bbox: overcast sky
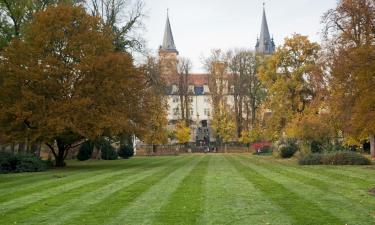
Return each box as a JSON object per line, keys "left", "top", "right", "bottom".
{"left": 141, "top": 0, "right": 337, "bottom": 72}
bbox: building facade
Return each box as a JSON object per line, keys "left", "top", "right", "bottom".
{"left": 159, "top": 7, "right": 275, "bottom": 145}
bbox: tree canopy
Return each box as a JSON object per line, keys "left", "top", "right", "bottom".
{"left": 0, "top": 4, "right": 153, "bottom": 166}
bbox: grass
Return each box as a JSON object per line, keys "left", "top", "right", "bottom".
{"left": 0, "top": 154, "right": 374, "bottom": 225}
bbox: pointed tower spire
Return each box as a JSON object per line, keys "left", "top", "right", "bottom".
{"left": 161, "top": 10, "right": 178, "bottom": 53}
{"left": 256, "top": 3, "right": 275, "bottom": 55}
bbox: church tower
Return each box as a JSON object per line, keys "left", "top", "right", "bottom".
{"left": 159, "top": 11, "right": 178, "bottom": 79}
{"left": 255, "top": 4, "right": 275, "bottom": 55}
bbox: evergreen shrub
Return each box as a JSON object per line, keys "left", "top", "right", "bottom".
{"left": 118, "top": 145, "right": 134, "bottom": 159}
{"left": 0, "top": 152, "right": 50, "bottom": 173}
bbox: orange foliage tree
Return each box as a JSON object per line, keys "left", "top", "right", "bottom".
{"left": 259, "top": 34, "right": 322, "bottom": 141}
{"left": 0, "top": 5, "right": 154, "bottom": 166}
{"left": 323, "top": 0, "right": 375, "bottom": 156}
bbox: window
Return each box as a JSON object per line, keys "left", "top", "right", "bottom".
{"left": 173, "top": 97, "right": 179, "bottom": 103}
{"left": 189, "top": 97, "right": 194, "bottom": 103}
{"left": 173, "top": 107, "right": 180, "bottom": 116}
{"left": 190, "top": 108, "right": 194, "bottom": 116}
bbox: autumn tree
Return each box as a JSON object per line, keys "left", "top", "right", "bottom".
{"left": 142, "top": 100, "right": 168, "bottom": 153}
{"left": 0, "top": 0, "right": 81, "bottom": 38}
{"left": 211, "top": 102, "right": 236, "bottom": 152}
{"left": 0, "top": 5, "right": 151, "bottom": 166}
{"left": 323, "top": 0, "right": 375, "bottom": 156}
{"left": 204, "top": 49, "right": 231, "bottom": 146}
{"left": 177, "top": 57, "right": 192, "bottom": 123}
{"left": 205, "top": 50, "right": 227, "bottom": 113}
{"left": 86, "top": 0, "right": 145, "bottom": 52}
{"left": 259, "top": 34, "right": 321, "bottom": 140}
{"left": 227, "top": 49, "right": 265, "bottom": 137}
{"left": 175, "top": 120, "right": 191, "bottom": 145}
{"left": 141, "top": 56, "right": 169, "bottom": 153}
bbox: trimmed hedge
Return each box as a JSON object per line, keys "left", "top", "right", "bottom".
{"left": 118, "top": 145, "right": 134, "bottom": 159}
{"left": 299, "top": 152, "right": 371, "bottom": 165}
{"left": 0, "top": 152, "right": 51, "bottom": 173}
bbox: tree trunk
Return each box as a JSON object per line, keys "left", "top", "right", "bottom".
{"left": 55, "top": 139, "right": 69, "bottom": 167}
{"left": 152, "top": 145, "right": 157, "bottom": 154}
{"left": 55, "top": 149, "right": 66, "bottom": 167}
{"left": 370, "top": 134, "right": 375, "bottom": 158}
{"left": 234, "top": 94, "right": 240, "bottom": 137}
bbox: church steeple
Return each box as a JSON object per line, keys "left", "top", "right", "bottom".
{"left": 161, "top": 10, "right": 178, "bottom": 53}
{"left": 159, "top": 10, "right": 178, "bottom": 79}
{"left": 255, "top": 3, "right": 275, "bottom": 55}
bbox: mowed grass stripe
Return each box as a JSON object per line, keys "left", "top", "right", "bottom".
{"left": 0, "top": 156, "right": 171, "bottom": 203}
{"left": 254, "top": 157, "right": 375, "bottom": 187}
{"left": 246, "top": 156, "right": 375, "bottom": 209}
{"left": 0, "top": 157, "right": 180, "bottom": 225}
{"left": 154, "top": 155, "right": 209, "bottom": 225}
{"left": 227, "top": 155, "right": 343, "bottom": 225}
{"left": 0, "top": 169, "right": 116, "bottom": 202}
{"left": 251, "top": 156, "right": 375, "bottom": 184}
{"left": 107, "top": 156, "right": 204, "bottom": 225}
{"left": 201, "top": 155, "right": 292, "bottom": 225}
{"left": 62, "top": 156, "right": 195, "bottom": 225}
{"left": 0, "top": 157, "right": 167, "bottom": 197}
{"left": 238, "top": 155, "right": 375, "bottom": 224}
{"left": 0, "top": 156, "right": 171, "bottom": 188}
{"left": 0, "top": 157, "right": 174, "bottom": 215}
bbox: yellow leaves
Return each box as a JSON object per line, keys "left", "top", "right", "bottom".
{"left": 174, "top": 121, "right": 191, "bottom": 144}
{"left": 211, "top": 103, "right": 236, "bottom": 143}
{"left": 142, "top": 97, "right": 169, "bottom": 146}
{"left": 239, "top": 128, "right": 265, "bottom": 144}
{"left": 260, "top": 34, "right": 322, "bottom": 139}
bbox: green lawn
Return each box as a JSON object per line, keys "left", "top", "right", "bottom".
{"left": 0, "top": 154, "right": 375, "bottom": 225}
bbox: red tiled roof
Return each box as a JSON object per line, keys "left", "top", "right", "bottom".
{"left": 164, "top": 74, "right": 209, "bottom": 86}
{"left": 188, "top": 74, "right": 209, "bottom": 86}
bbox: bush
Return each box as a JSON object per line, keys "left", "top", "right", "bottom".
{"left": 100, "top": 142, "right": 118, "bottom": 160}
{"left": 298, "top": 153, "right": 323, "bottom": 165}
{"left": 0, "top": 152, "right": 50, "bottom": 173}
{"left": 322, "top": 151, "right": 371, "bottom": 165}
{"left": 299, "top": 152, "right": 371, "bottom": 165}
{"left": 280, "top": 146, "right": 298, "bottom": 158}
{"left": 279, "top": 140, "right": 299, "bottom": 158}
{"left": 77, "top": 141, "right": 94, "bottom": 161}
{"left": 310, "top": 140, "right": 323, "bottom": 153}
{"left": 118, "top": 145, "right": 134, "bottom": 159}
{"left": 253, "top": 146, "right": 272, "bottom": 155}
{"left": 324, "top": 143, "right": 349, "bottom": 152}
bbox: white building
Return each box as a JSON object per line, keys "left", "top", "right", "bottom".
{"left": 158, "top": 6, "right": 275, "bottom": 145}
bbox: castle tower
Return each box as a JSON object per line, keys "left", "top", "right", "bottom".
{"left": 159, "top": 11, "right": 178, "bottom": 79}
{"left": 255, "top": 4, "right": 275, "bottom": 55}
